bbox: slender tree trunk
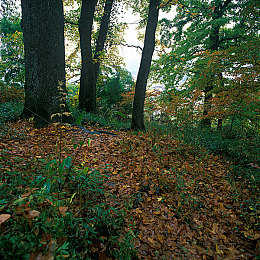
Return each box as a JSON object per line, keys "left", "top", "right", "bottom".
{"left": 131, "top": 0, "right": 161, "bottom": 130}
{"left": 217, "top": 72, "right": 224, "bottom": 130}
{"left": 201, "top": 0, "right": 231, "bottom": 127}
{"left": 21, "top": 0, "right": 73, "bottom": 128}
{"left": 201, "top": 83, "right": 214, "bottom": 127}
{"left": 79, "top": 0, "right": 98, "bottom": 112}
{"left": 94, "top": 0, "right": 114, "bottom": 82}
{"left": 201, "top": 25, "right": 220, "bottom": 128}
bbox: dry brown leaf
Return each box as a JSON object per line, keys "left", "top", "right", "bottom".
{"left": 58, "top": 207, "right": 68, "bottom": 216}
{"left": 0, "top": 214, "right": 11, "bottom": 224}
{"left": 28, "top": 210, "right": 40, "bottom": 218}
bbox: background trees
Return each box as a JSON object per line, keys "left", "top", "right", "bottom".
{"left": 150, "top": 0, "right": 259, "bottom": 130}
{"left": 0, "top": 0, "right": 24, "bottom": 85}
{"left": 0, "top": 0, "right": 258, "bottom": 133}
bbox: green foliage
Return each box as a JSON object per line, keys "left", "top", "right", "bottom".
{"left": 97, "top": 70, "right": 135, "bottom": 112}
{"left": 172, "top": 122, "right": 259, "bottom": 165}
{"left": 0, "top": 81, "right": 24, "bottom": 124}
{"left": 70, "top": 107, "right": 130, "bottom": 130}
{"left": 67, "top": 70, "right": 133, "bottom": 130}
{"left": 67, "top": 83, "right": 79, "bottom": 108}
{"left": 0, "top": 81, "right": 24, "bottom": 103}
{"left": 0, "top": 15, "right": 24, "bottom": 85}
{"left": 0, "top": 157, "right": 136, "bottom": 259}
{"left": 0, "top": 101, "right": 23, "bottom": 124}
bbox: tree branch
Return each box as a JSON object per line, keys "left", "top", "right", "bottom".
{"left": 118, "top": 43, "right": 143, "bottom": 51}
{"left": 219, "top": 35, "right": 243, "bottom": 44}
{"left": 64, "top": 18, "right": 79, "bottom": 26}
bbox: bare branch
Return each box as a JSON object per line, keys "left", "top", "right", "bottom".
{"left": 64, "top": 18, "right": 79, "bottom": 26}
{"left": 118, "top": 43, "right": 143, "bottom": 51}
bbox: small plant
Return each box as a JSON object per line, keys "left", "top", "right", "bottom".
{"left": 0, "top": 158, "right": 136, "bottom": 259}
{"left": 0, "top": 82, "right": 24, "bottom": 125}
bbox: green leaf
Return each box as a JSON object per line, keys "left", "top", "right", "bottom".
{"left": 76, "top": 112, "right": 84, "bottom": 125}
{"left": 42, "top": 179, "right": 51, "bottom": 194}
{"left": 112, "top": 110, "right": 127, "bottom": 118}
{"left": 64, "top": 156, "right": 72, "bottom": 168}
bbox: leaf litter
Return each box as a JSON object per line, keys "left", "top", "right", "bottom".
{"left": 0, "top": 120, "right": 259, "bottom": 259}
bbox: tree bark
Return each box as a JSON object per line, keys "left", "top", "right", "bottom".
{"left": 79, "top": 0, "right": 98, "bottom": 112}
{"left": 21, "top": 0, "right": 73, "bottom": 128}
{"left": 94, "top": 0, "right": 114, "bottom": 82}
{"left": 201, "top": 0, "right": 232, "bottom": 127}
{"left": 131, "top": 0, "right": 161, "bottom": 130}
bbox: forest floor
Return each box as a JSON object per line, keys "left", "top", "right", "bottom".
{"left": 0, "top": 120, "right": 259, "bottom": 259}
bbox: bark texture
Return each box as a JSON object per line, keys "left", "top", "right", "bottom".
{"left": 94, "top": 0, "right": 114, "bottom": 82}
{"left": 21, "top": 0, "right": 73, "bottom": 128}
{"left": 79, "top": 0, "right": 98, "bottom": 112}
{"left": 131, "top": 0, "right": 160, "bottom": 130}
{"left": 201, "top": 0, "right": 232, "bottom": 127}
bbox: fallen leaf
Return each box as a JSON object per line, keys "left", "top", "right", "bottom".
{"left": 242, "top": 230, "right": 260, "bottom": 240}
{"left": 0, "top": 214, "right": 11, "bottom": 224}
{"left": 21, "top": 192, "right": 31, "bottom": 198}
{"left": 28, "top": 210, "right": 40, "bottom": 218}
{"left": 59, "top": 207, "right": 68, "bottom": 216}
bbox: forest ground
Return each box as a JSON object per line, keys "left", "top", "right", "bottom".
{"left": 0, "top": 120, "right": 259, "bottom": 259}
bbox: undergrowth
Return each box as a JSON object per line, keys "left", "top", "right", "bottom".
{"left": 0, "top": 156, "right": 136, "bottom": 259}
{"left": 0, "top": 82, "right": 24, "bottom": 126}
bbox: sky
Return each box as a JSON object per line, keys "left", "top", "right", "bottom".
{"left": 118, "top": 11, "right": 143, "bottom": 78}
{"left": 119, "top": 6, "right": 176, "bottom": 79}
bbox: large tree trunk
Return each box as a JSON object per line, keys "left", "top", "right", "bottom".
{"left": 131, "top": 0, "right": 160, "bottom": 130}
{"left": 79, "top": 0, "right": 98, "bottom": 112}
{"left": 21, "top": 0, "right": 73, "bottom": 128}
{"left": 94, "top": 0, "right": 114, "bottom": 83}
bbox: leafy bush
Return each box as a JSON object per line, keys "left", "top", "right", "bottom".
{"left": 0, "top": 101, "right": 23, "bottom": 124}
{"left": 0, "top": 81, "right": 24, "bottom": 125}
{"left": 0, "top": 157, "right": 136, "bottom": 259}
{"left": 0, "top": 82, "right": 24, "bottom": 103}
{"left": 67, "top": 83, "right": 79, "bottom": 108}
{"left": 0, "top": 16, "right": 25, "bottom": 85}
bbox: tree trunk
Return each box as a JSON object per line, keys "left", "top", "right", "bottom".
{"left": 131, "top": 0, "right": 161, "bottom": 130}
{"left": 21, "top": 0, "right": 73, "bottom": 128}
{"left": 201, "top": 0, "right": 231, "bottom": 127}
{"left": 79, "top": 0, "right": 98, "bottom": 112}
{"left": 201, "top": 25, "right": 220, "bottom": 128}
{"left": 201, "top": 83, "right": 213, "bottom": 127}
{"left": 94, "top": 0, "right": 114, "bottom": 82}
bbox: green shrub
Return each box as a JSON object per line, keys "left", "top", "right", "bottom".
{"left": 0, "top": 101, "right": 23, "bottom": 123}
{"left": 0, "top": 82, "right": 24, "bottom": 103}
{"left": 66, "top": 83, "right": 79, "bottom": 108}
{"left": 0, "top": 157, "right": 136, "bottom": 259}
{"left": 0, "top": 82, "right": 24, "bottom": 124}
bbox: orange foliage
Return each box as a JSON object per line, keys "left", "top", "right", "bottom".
{"left": 194, "top": 39, "right": 259, "bottom": 122}
{"left": 0, "top": 84, "right": 24, "bottom": 103}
